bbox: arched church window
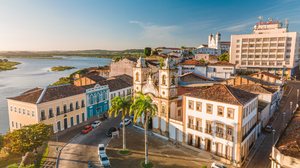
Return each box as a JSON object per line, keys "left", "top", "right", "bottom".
{"left": 135, "top": 72, "right": 139, "bottom": 82}
{"left": 171, "top": 75, "right": 175, "bottom": 85}
{"left": 162, "top": 75, "right": 166, "bottom": 85}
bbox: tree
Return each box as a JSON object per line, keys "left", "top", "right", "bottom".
{"left": 4, "top": 123, "right": 53, "bottom": 155}
{"left": 218, "top": 52, "right": 230, "bottom": 62}
{"left": 144, "top": 47, "right": 152, "bottom": 57}
{"left": 108, "top": 96, "right": 132, "bottom": 150}
{"left": 130, "top": 93, "right": 157, "bottom": 165}
{"left": 159, "top": 58, "right": 165, "bottom": 68}
{"left": 0, "top": 134, "right": 3, "bottom": 150}
{"left": 199, "top": 58, "right": 206, "bottom": 64}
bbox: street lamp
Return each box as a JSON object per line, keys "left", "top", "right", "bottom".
{"left": 272, "top": 129, "right": 276, "bottom": 146}
{"left": 282, "top": 112, "right": 286, "bottom": 128}
{"left": 297, "top": 89, "right": 299, "bottom": 106}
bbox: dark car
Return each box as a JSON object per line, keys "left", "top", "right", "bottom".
{"left": 106, "top": 127, "right": 117, "bottom": 137}
{"left": 81, "top": 125, "right": 93, "bottom": 134}
{"left": 264, "top": 125, "right": 273, "bottom": 133}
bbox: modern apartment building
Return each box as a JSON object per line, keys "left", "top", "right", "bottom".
{"left": 183, "top": 84, "right": 259, "bottom": 166}
{"left": 7, "top": 85, "right": 87, "bottom": 132}
{"left": 230, "top": 19, "right": 300, "bottom": 78}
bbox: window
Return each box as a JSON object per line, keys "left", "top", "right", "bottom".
{"left": 16, "top": 122, "right": 18, "bottom": 129}
{"left": 177, "top": 109, "right": 181, "bottom": 117}
{"left": 217, "top": 106, "right": 224, "bottom": 116}
{"left": 23, "top": 109, "right": 25, "bottom": 114}
{"left": 135, "top": 72, "right": 139, "bottom": 82}
{"left": 49, "top": 108, "right": 54, "bottom": 118}
{"left": 162, "top": 75, "right": 167, "bottom": 85}
{"left": 14, "top": 107, "right": 17, "bottom": 112}
{"left": 32, "top": 111, "right": 35, "bottom": 117}
{"left": 76, "top": 101, "right": 79, "bottom": 109}
{"left": 70, "top": 103, "right": 74, "bottom": 111}
{"left": 70, "top": 117, "right": 74, "bottom": 127}
{"left": 56, "top": 106, "right": 60, "bottom": 116}
{"left": 161, "top": 105, "right": 166, "bottom": 116}
{"left": 81, "top": 100, "right": 85, "bottom": 108}
{"left": 63, "top": 105, "right": 67, "bottom": 113}
{"left": 41, "top": 110, "right": 46, "bottom": 120}
{"left": 76, "top": 115, "right": 80, "bottom": 124}
{"left": 82, "top": 113, "right": 85, "bottom": 122}
{"left": 27, "top": 110, "right": 30, "bottom": 116}
{"left": 12, "top": 121, "right": 14, "bottom": 127}
{"left": 18, "top": 108, "right": 21, "bottom": 113}
{"left": 227, "top": 108, "right": 235, "bottom": 119}
{"left": 196, "top": 102, "right": 202, "bottom": 112}
{"left": 188, "top": 100, "right": 194, "bottom": 110}
{"left": 10, "top": 106, "right": 13, "bottom": 112}
{"left": 206, "top": 104, "right": 213, "bottom": 114}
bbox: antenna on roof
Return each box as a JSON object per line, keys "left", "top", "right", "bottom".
{"left": 258, "top": 16, "right": 263, "bottom": 22}
{"left": 285, "top": 18, "right": 289, "bottom": 30}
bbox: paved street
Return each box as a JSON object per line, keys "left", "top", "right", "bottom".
{"left": 58, "top": 117, "right": 121, "bottom": 168}
{"left": 245, "top": 81, "right": 300, "bottom": 168}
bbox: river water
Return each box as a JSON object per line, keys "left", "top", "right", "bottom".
{"left": 0, "top": 56, "right": 111, "bottom": 134}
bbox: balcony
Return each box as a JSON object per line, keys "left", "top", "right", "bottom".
{"left": 188, "top": 123, "right": 194, "bottom": 129}
{"left": 205, "top": 128, "right": 213, "bottom": 135}
{"left": 195, "top": 126, "right": 202, "bottom": 132}
{"left": 226, "top": 135, "right": 233, "bottom": 141}
{"left": 216, "top": 132, "right": 224, "bottom": 138}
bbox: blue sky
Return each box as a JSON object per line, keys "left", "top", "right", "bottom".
{"left": 0, "top": 0, "right": 299, "bottom": 51}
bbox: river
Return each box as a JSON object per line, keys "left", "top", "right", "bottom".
{"left": 0, "top": 56, "right": 111, "bottom": 134}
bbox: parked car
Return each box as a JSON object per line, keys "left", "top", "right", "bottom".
{"left": 91, "top": 120, "right": 102, "bottom": 128}
{"left": 81, "top": 125, "right": 93, "bottom": 134}
{"left": 98, "top": 144, "right": 106, "bottom": 155}
{"left": 265, "top": 125, "right": 273, "bottom": 133}
{"left": 119, "top": 118, "right": 132, "bottom": 127}
{"left": 99, "top": 153, "right": 110, "bottom": 167}
{"left": 106, "top": 127, "right": 117, "bottom": 137}
{"left": 211, "top": 162, "right": 226, "bottom": 168}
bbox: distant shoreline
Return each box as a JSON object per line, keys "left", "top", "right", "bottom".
{"left": 51, "top": 66, "right": 76, "bottom": 72}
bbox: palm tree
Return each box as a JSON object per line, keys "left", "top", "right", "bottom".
{"left": 130, "top": 92, "right": 157, "bottom": 165}
{"left": 109, "top": 96, "right": 132, "bottom": 150}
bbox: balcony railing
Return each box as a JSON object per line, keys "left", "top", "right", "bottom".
{"left": 205, "top": 128, "right": 213, "bottom": 135}
{"left": 216, "top": 132, "right": 224, "bottom": 138}
{"left": 226, "top": 135, "right": 233, "bottom": 141}
{"left": 195, "top": 126, "right": 202, "bottom": 132}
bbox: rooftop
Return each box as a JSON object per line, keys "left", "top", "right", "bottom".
{"left": 208, "top": 61, "right": 235, "bottom": 66}
{"left": 180, "top": 59, "right": 206, "bottom": 66}
{"left": 8, "top": 84, "right": 86, "bottom": 104}
{"left": 235, "top": 84, "right": 277, "bottom": 94}
{"left": 185, "top": 84, "right": 257, "bottom": 106}
{"left": 251, "top": 71, "right": 282, "bottom": 80}
{"left": 276, "top": 110, "right": 300, "bottom": 158}
{"left": 180, "top": 72, "right": 212, "bottom": 83}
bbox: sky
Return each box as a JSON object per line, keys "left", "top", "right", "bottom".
{"left": 0, "top": 0, "right": 300, "bottom": 51}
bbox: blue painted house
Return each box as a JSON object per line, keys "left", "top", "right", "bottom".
{"left": 85, "top": 84, "right": 109, "bottom": 119}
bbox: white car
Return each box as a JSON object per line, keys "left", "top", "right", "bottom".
{"left": 119, "top": 118, "right": 132, "bottom": 127}
{"left": 99, "top": 153, "right": 110, "bottom": 167}
{"left": 91, "top": 120, "right": 101, "bottom": 128}
{"left": 98, "top": 144, "right": 106, "bottom": 155}
{"left": 211, "top": 162, "right": 226, "bottom": 168}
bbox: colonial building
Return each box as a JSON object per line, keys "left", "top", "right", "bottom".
{"left": 270, "top": 110, "right": 300, "bottom": 168}
{"left": 178, "top": 60, "right": 235, "bottom": 80}
{"left": 183, "top": 84, "right": 259, "bottom": 166}
{"left": 7, "top": 85, "right": 87, "bottom": 132}
{"left": 83, "top": 84, "right": 109, "bottom": 119}
{"left": 229, "top": 18, "right": 300, "bottom": 78}
{"left": 74, "top": 73, "right": 106, "bottom": 86}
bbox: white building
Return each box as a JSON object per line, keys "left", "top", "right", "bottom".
{"left": 230, "top": 18, "right": 300, "bottom": 78}
{"left": 178, "top": 60, "right": 235, "bottom": 80}
{"left": 183, "top": 84, "right": 259, "bottom": 166}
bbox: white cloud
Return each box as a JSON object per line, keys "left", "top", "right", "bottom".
{"left": 129, "top": 20, "right": 179, "bottom": 41}
{"left": 220, "top": 22, "right": 253, "bottom": 32}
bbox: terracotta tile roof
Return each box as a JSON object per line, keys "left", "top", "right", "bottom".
{"left": 181, "top": 59, "right": 206, "bottom": 66}
{"left": 8, "top": 88, "right": 43, "bottom": 104}
{"left": 234, "top": 84, "right": 277, "bottom": 94}
{"left": 85, "top": 74, "right": 106, "bottom": 82}
{"left": 186, "top": 84, "right": 257, "bottom": 105}
{"left": 8, "top": 84, "right": 86, "bottom": 104}
{"left": 254, "top": 72, "right": 281, "bottom": 80}
{"left": 240, "top": 75, "right": 279, "bottom": 86}
{"left": 276, "top": 111, "right": 300, "bottom": 158}
{"left": 208, "top": 61, "right": 235, "bottom": 66}
{"left": 180, "top": 72, "right": 212, "bottom": 82}
{"left": 178, "top": 86, "right": 206, "bottom": 96}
